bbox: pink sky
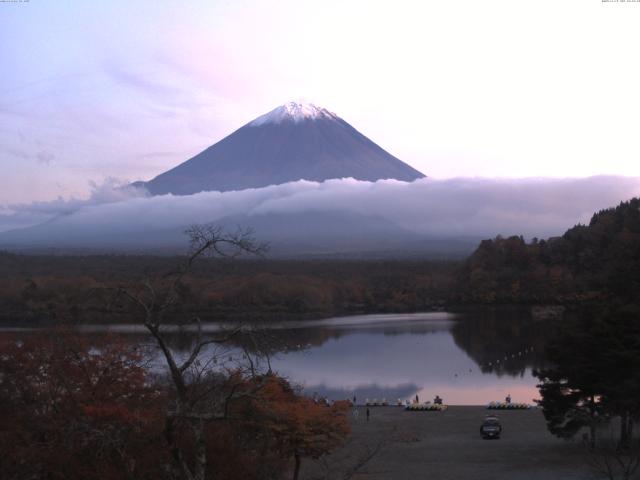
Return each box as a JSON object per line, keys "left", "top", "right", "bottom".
{"left": 1, "top": 0, "right": 640, "bottom": 204}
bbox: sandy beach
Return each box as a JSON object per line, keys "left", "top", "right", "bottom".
{"left": 301, "top": 406, "right": 592, "bottom": 480}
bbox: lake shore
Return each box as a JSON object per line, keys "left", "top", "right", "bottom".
{"left": 301, "top": 406, "right": 590, "bottom": 480}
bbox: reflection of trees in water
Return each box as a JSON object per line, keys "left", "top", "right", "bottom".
{"left": 451, "top": 307, "right": 557, "bottom": 377}
{"left": 73, "top": 311, "right": 555, "bottom": 379}
{"left": 91, "top": 327, "right": 338, "bottom": 362}
{"left": 230, "top": 322, "right": 452, "bottom": 356}
{"left": 235, "top": 327, "right": 340, "bottom": 356}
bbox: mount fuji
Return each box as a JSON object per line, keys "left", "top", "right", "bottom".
{"left": 137, "top": 101, "right": 425, "bottom": 195}
{"left": 1, "top": 103, "right": 477, "bottom": 257}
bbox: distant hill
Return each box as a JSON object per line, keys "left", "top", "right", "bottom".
{"left": 0, "top": 207, "right": 477, "bottom": 259}
{"left": 456, "top": 197, "right": 640, "bottom": 304}
{"left": 136, "top": 101, "right": 425, "bottom": 195}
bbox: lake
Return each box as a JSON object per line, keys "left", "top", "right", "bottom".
{"left": 71, "top": 309, "right": 552, "bottom": 406}
{"left": 256, "top": 311, "right": 547, "bottom": 405}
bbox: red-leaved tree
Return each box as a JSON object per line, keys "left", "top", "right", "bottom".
{"left": 233, "top": 374, "right": 350, "bottom": 480}
{"left": 0, "top": 329, "right": 166, "bottom": 480}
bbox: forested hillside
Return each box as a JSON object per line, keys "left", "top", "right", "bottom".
{"left": 457, "top": 198, "right": 640, "bottom": 305}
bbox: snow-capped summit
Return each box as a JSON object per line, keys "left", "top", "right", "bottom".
{"left": 249, "top": 101, "right": 337, "bottom": 126}
{"left": 137, "top": 102, "right": 425, "bottom": 195}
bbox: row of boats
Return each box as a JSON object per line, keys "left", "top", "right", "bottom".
{"left": 361, "top": 399, "right": 532, "bottom": 410}
{"left": 486, "top": 401, "right": 532, "bottom": 410}
{"left": 405, "top": 403, "right": 449, "bottom": 411}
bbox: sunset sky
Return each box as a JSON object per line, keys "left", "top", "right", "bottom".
{"left": 1, "top": 0, "right": 640, "bottom": 203}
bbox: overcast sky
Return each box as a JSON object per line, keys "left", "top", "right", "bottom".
{"left": 1, "top": 0, "right": 640, "bottom": 204}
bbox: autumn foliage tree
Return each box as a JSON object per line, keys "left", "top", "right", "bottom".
{"left": 0, "top": 329, "right": 166, "bottom": 480}
{"left": 0, "top": 334, "right": 351, "bottom": 480}
{"left": 234, "top": 375, "right": 350, "bottom": 480}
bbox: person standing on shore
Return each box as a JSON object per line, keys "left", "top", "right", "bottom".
{"left": 415, "top": 394, "right": 419, "bottom": 404}
{"left": 366, "top": 407, "right": 370, "bottom": 421}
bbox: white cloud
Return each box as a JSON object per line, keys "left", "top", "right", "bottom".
{"left": 0, "top": 177, "right": 148, "bottom": 233}
{"left": 1, "top": 176, "right": 638, "bottom": 253}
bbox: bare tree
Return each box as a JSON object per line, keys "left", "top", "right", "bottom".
{"left": 111, "top": 225, "right": 268, "bottom": 480}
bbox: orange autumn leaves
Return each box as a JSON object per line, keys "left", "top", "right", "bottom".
{"left": 0, "top": 331, "right": 350, "bottom": 480}
{"left": 240, "top": 375, "right": 350, "bottom": 459}
{"left": 0, "top": 330, "right": 165, "bottom": 479}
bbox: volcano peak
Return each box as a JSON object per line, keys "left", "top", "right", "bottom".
{"left": 140, "top": 102, "right": 425, "bottom": 195}
{"left": 248, "top": 101, "right": 337, "bottom": 126}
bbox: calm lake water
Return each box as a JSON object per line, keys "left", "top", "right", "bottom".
{"left": 66, "top": 310, "right": 552, "bottom": 406}
{"left": 254, "top": 312, "right": 547, "bottom": 406}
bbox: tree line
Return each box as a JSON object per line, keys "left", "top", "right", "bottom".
{"left": 456, "top": 198, "right": 640, "bottom": 306}
{"left": 0, "top": 253, "right": 457, "bottom": 326}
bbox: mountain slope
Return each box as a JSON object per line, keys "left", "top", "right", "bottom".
{"left": 139, "top": 102, "right": 425, "bottom": 195}
{"left": 0, "top": 208, "right": 475, "bottom": 258}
